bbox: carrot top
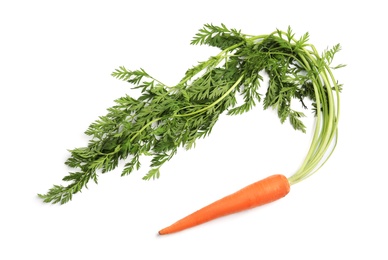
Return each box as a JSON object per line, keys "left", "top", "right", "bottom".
{"left": 39, "top": 24, "right": 342, "bottom": 204}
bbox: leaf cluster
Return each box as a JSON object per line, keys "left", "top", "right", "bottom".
{"left": 39, "top": 24, "right": 343, "bottom": 204}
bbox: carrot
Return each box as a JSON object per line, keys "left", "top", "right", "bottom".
{"left": 38, "top": 25, "right": 341, "bottom": 236}
{"left": 158, "top": 174, "right": 290, "bottom": 235}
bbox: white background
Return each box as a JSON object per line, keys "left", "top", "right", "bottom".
{"left": 1, "top": 0, "right": 387, "bottom": 259}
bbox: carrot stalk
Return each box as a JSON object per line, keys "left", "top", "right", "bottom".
{"left": 158, "top": 174, "right": 290, "bottom": 235}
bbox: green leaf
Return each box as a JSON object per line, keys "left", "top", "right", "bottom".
{"left": 332, "top": 64, "right": 346, "bottom": 69}
{"left": 142, "top": 168, "right": 160, "bottom": 181}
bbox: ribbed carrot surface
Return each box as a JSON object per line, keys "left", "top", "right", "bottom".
{"left": 159, "top": 174, "right": 290, "bottom": 235}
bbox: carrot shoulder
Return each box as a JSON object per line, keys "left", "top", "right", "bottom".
{"left": 158, "top": 174, "right": 290, "bottom": 235}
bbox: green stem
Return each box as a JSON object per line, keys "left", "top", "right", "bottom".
{"left": 287, "top": 42, "right": 339, "bottom": 185}
{"left": 129, "top": 117, "right": 161, "bottom": 142}
{"left": 288, "top": 52, "right": 323, "bottom": 184}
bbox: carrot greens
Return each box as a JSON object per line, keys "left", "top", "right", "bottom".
{"left": 39, "top": 24, "right": 342, "bottom": 204}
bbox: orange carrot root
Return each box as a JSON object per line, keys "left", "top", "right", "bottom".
{"left": 158, "top": 174, "right": 290, "bottom": 235}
